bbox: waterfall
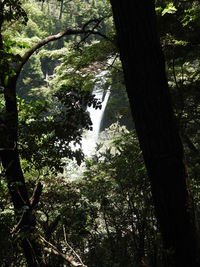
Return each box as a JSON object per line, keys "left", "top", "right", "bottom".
{"left": 82, "top": 72, "right": 110, "bottom": 156}
{"left": 88, "top": 87, "right": 110, "bottom": 140}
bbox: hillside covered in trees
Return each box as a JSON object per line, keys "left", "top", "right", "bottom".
{"left": 0, "top": 0, "right": 200, "bottom": 266}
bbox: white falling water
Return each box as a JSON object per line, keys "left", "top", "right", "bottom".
{"left": 82, "top": 73, "right": 111, "bottom": 156}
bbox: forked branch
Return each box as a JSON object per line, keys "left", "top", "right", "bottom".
{"left": 40, "top": 235, "right": 86, "bottom": 267}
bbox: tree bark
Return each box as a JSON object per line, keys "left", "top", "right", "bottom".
{"left": 59, "top": 0, "right": 64, "bottom": 20}
{"left": 110, "top": 1, "right": 200, "bottom": 266}
{"left": 1, "top": 76, "right": 45, "bottom": 266}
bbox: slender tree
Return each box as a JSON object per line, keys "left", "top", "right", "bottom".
{"left": 59, "top": 0, "right": 64, "bottom": 19}
{"left": 0, "top": 3, "right": 105, "bottom": 263}
{"left": 110, "top": 1, "right": 200, "bottom": 266}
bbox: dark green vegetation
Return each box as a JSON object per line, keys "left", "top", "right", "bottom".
{"left": 0, "top": 0, "right": 200, "bottom": 266}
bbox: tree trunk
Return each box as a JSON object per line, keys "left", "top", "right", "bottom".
{"left": 59, "top": 0, "right": 64, "bottom": 20}
{"left": 41, "top": 0, "right": 44, "bottom": 11}
{"left": 47, "top": 0, "right": 50, "bottom": 15}
{"left": 110, "top": 1, "right": 200, "bottom": 266}
{"left": 1, "top": 77, "right": 44, "bottom": 266}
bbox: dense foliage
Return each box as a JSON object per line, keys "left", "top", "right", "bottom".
{"left": 0, "top": 0, "right": 200, "bottom": 266}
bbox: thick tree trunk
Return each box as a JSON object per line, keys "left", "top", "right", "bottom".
{"left": 110, "top": 1, "right": 200, "bottom": 266}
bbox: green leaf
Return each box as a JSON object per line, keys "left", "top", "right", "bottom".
{"left": 155, "top": 7, "right": 162, "bottom": 15}
{"left": 4, "top": 75, "right": 9, "bottom": 86}
{"left": 162, "top": 3, "right": 177, "bottom": 16}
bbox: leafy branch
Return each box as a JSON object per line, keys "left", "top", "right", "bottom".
{"left": 15, "top": 18, "right": 110, "bottom": 79}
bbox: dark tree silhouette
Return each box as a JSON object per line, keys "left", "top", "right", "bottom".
{"left": 110, "top": 1, "right": 200, "bottom": 266}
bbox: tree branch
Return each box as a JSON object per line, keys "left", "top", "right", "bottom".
{"left": 15, "top": 28, "right": 84, "bottom": 78}
{"left": 15, "top": 18, "right": 109, "bottom": 79}
{"left": 40, "top": 235, "right": 86, "bottom": 267}
{"left": 63, "top": 225, "right": 85, "bottom": 266}
{"left": 30, "top": 182, "right": 43, "bottom": 209}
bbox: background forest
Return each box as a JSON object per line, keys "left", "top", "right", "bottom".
{"left": 0, "top": 0, "right": 200, "bottom": 266}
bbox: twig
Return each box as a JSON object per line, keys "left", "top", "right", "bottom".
{"left": 30, "top": 182, "right": 43, "bottom": 209}
{"left": 40, "top": 235, "right": 86, "bottom": 267}
{"left": 62, "top": 225, "right": 85, "bottom": 266}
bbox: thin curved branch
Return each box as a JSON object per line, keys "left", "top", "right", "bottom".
{"left": 63, "top": 225, "right": 85, "bottom": 266}
{"left": 15, "top": 18, "right": 110, "bottom": 79}
{"left": 40, "top": 235, "right": 86, "bottom": 267}
{"left": 15, "top": 27, "right": 85, "bottom": 78}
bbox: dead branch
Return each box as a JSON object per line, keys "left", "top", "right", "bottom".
{"left": 63, "top": 225, "right": 85, "bottom": 266}
{"left": 40, "top": 235, "right": 86, "bottom": 267}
